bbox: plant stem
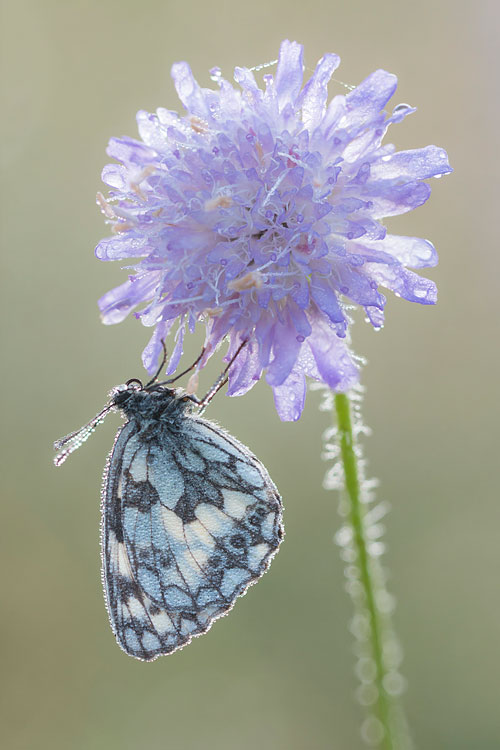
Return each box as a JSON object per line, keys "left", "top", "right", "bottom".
{"left": 333, "top": 392, "right": 408, "bottom": 750}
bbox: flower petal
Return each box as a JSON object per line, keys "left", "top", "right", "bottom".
{"left": 166, "top": 319, "right": 186, "bottom": 374}
{"left": 365, "top": 263, "right": 437, "bottom": 304}
{"left": 359, "top": 179, "right": 431, "bottom": 218}
{"left": 310, "top": 278, "right": 345, "bottom": 325}
{"left": 171, "top": 62, "right": 209, "bottom": 118}
{"left": 142, "top": 320, "right": 175, "bottom": 374}
{"left": 227, "top": 339, "right": 262, "bottom": 396}
{"left": 274, "top": 39, "right": 304, "bottom": 110}
{"left": 358, "top": 234, "right": 438, "bottom": 268}
{"left": 370, "top": 145, "right": 452, "bottom": 180}
{"left": 299, "top": 53, "right": 340, "bottom": 130}
{"left": 307, "top": 314, "right": 359, "bottom": 390}
{"left": 344, "top": 70, "right": 398, "bottom": 131}
{"left": 272, "top": 367, "right": 306, "bottom": 421}
{"left": 95, "top": 235, "right": 149, "bottom": 261}
{"left": 98, "top": 274, "right": 160, "bottom": 324}
{"left": 266, "top": 312, "right": 302, "bottom": 387}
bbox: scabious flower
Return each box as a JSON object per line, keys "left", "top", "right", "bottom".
{"left": 96, "top": 40, "right": 451, "bottom": 420}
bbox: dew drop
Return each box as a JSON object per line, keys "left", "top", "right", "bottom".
{"left": 393, "top": 102, "right": 411, "bottom": 113}
{"left": 383, "top": 671, "right": 406, "bottom": 697}
{"left": 356, "top": 683, "right": 378, "bottom": 707}
{"left": 220, "top": 259, "right": 227, "bottom": 266}
{"left": 296, "top": 334, "right": 305, "bottom": 342}
{"left": 186, "top": 282, "right": 194, "bottom": 290}
{"left": 270, "top": 253, "right": 277, "bottom": 261}
{"left": 333, "top": 137, "right": 341, "bottom": 146}
{"left": 212, "top": 146, "right": 220, "bottom": 155}
{"left": 361, "top": 715, "right": 385, "bottom": 746}
{"left": 356, "top": 657, "right": 377, "bottom": 684}
{"left": 340, "top": 285, "right": 349, "bottom": 294}
{"left": 347, "top": 232, "right": 354, "bottom": 240}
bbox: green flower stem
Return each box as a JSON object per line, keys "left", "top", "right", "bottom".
{"left": 334, "top": 392, "right": 401, "bottom": 750}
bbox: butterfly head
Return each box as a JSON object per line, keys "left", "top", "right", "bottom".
{"left": 111, "top": 381, "right": 188, "bottom": 421}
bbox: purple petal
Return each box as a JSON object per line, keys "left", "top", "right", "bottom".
{"left": 357, "top": 180, "right": 431, "bottom": 218}
{"left": 95, "top": 235, "right": 149, "bottom": 261}
{"left": 166, "top": 320, "right": 186, "bottom": 374}
{"left": 365, "top": 264, "right": 437, "bottom": 304}
{"left": 266, "top": 313, "right": 301, "bottom": 387}
{"left": 272, "top": 367, "right": 306, "bottom": 421}
{"left": 370, "top": 145, "right": 452, "bottom": 180}
{"left": 287, "top": 299, "right": 312, "bottom": 338}
{"left": 335, "top": 264, "right": 385, "bottom": 307}
{"left": 101, "top": 163, "right": 127, "bottom": 190}
{"left": 99, "top": 274, "right": 160, "bottom": 324}
{"left": 345, "top": 70, "right": 398, "bottom": 130}
{"left": 359, "top": 234, "right": 438, "bottom": 268}
{"left": 299, "top": 53, "right": 340, "bottom": 130}
{"left": 310, "top": 278, "right": 345, "bottom": 324}
{"left": 227, "top": 339, "right": 262, "bottom": 396}
{"left": 106, "top": 136, "right": 157, "bottom": 165}
{"left": 233, "top": 67, "right": 262, "bottom": 102}
{"left": 171, "top": 62, "right": 209, "bottom": 118}
{"left": 365, "top": 305, "right": 385, "bottom": 328}
{"left": 142, "top": 320, "right": 175, "bottom": 374}
{"left": 275, "top": 40, "right": 304, "bottom": 110}
{"left": 307, "top": 315, "right": 359, "bottom": 390}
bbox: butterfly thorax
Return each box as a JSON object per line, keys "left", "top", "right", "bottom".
{"left": 112, "top": 386, "right": 192, "bottom": 426}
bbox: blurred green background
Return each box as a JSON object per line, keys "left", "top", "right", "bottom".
{"left": 2, "top": 0, "right": 499, "bottom": 748}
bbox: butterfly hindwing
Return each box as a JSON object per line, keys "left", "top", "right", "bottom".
{"left": 102, "top": 412, "right": 282, "bottom": 661}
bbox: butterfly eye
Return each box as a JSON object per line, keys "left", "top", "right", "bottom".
{"left": 126, "top": 378, "right": 143, "bottom": 389}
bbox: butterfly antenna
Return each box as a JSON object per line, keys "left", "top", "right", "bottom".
{"left": 54, "top": 402, "right": 114, "bottom": 467}
{"left": 194, "top": 339, "right": 248, "bottom": 412}
{"left": 151, "top": 347, "right": 206, "bottom": 389}
{"left": 144, "top": 339, "right": 169, "bottom": 387}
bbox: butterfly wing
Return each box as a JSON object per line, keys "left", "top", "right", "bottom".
{"left": 102, "top": 415, "right": 282, "bottom": 661}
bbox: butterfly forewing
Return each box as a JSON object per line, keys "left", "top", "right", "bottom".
{"left": 102, "top": 404, "right": 283, "bottom": 661}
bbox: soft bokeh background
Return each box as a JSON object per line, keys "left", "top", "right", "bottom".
{"left": 2, "top": 1, "right": 499, "bottom": 748}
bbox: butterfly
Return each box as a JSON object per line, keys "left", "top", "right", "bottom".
{"left": 54, "top": 345, "right": 283, "bottom": 661}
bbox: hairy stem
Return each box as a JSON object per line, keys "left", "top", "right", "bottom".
{"left": 331, "top": 391, "right": 412, "bottom": 750}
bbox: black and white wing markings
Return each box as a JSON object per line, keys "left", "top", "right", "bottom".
{"left": 102, "top": 415, "right": 283, "bottom": 661}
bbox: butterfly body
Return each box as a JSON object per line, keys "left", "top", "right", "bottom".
{"left": 100, "top": 384, "right": 283, "bottom": 661}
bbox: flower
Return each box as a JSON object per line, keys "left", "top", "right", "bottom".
{"left": 96, "top": 40, "right": 451, "bottom": 421}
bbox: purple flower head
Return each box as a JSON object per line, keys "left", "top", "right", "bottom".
{"left": 96, "top": 40, "right": 451, "bottom": 420}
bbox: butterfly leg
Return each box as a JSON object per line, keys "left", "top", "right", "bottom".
{"left": 148, "top": 345, "right": 206, "bottom": 389}
{"left": 187, "top": 340, "right": 247, "bottom": 412}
